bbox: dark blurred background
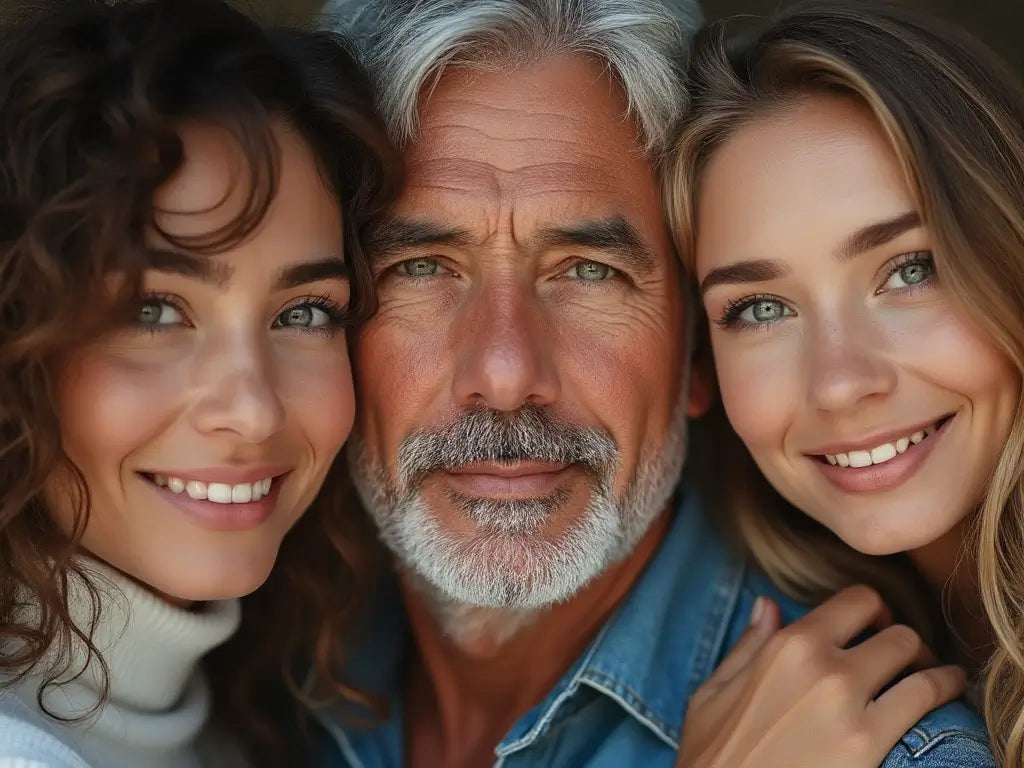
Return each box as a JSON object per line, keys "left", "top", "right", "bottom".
{"left": 279, "top": 0, "right": 1023, "bottom": 74}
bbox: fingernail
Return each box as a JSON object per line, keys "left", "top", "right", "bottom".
{"left": 749, "top": 596, "right": 765, "bottom": 627}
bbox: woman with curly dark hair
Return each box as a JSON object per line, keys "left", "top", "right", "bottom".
{"left": 0, "top": 0, "right": 400, "bottom": 766}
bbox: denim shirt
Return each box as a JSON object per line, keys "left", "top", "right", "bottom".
{"left": 313, "top": 487, "right": 993, "bottom": 767}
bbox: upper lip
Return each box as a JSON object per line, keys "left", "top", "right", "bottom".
{"left": 804, "top": 414, "right": 953, "bottom": 456}
{"left": 446, "top": 461, "right": 570, "bottom": 477}
{"left": 139, "top": 465, "right": 293, "bottom": 484}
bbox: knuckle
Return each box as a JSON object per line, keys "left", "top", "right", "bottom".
{"left": 767, "top": 629, "right": 823, "bottom": 669}
{"left": 841, "top": 584, "right": 883, "bottom": 612}
{"left": 885, "top": 624, "right": 923, "bottom": 656}
{"left": 815, "top": 669, "right": 860, "bottom": 701}
{"left": 905, "top": 671, "right": 945, "bottom": 705}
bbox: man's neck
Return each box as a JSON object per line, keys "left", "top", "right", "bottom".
{"left": 400, "top": 510, "right": 672, "bottom": 768}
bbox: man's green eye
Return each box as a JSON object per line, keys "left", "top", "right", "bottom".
{"left": 399, "top": 258, "right": 440, "bottom": 277}
{"left": 572, "top": 261, "right": 615, "bottom": 281}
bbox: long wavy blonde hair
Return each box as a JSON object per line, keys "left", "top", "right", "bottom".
{"left": 665, "top": 1, "right": 1024, "bottom": 762}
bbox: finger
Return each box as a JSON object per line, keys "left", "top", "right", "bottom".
{"left": 844, "top": 623, "right": 938, "bottom": 698}
{"left": 703, "top": 597, "right": 783, "bottom": 688}
{"left": 792, "top": 585, "right": 892, "bottom": 647}
{"left": 866, "top": 665, "right": 967, "bottom": 747}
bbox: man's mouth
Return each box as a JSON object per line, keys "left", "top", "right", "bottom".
{"left": 442, "top": 461, "right": 575, "bottom": 499}
{"left": 816, "top": 415, "right": 954, "bottom": 468}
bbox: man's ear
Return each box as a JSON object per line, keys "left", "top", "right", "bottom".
{"left": 686, "top": 351, "right": 715, "bottom": 418}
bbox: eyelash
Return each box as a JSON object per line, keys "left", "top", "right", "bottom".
{"left": 714, "top": 251, "right": 937, "bottom": 332}
{"left": 132, "top": 293, "right": 351, "bottom": 337}
{"left": 716, "top": 293, "right": 788, "bottom": 331}
{"left": 880, "top": 251, "right": 936, "bottom": 295}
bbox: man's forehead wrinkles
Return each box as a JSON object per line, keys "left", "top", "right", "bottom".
{"left": 408, "top": 159, "right": 626, "bottom": 196}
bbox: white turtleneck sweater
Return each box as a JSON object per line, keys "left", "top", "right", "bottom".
{"left": 0, "top": 561, "right": 245, "bottom": 768}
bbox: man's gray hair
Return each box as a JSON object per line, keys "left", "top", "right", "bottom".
{"left": 319, "top": 0, "right": 703, "bottom": 154}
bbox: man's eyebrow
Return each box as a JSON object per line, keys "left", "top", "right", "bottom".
{"left": 145, "top": 248, "right": 234, "bottom": 287}
{"left": 366, "top": 218, "right": 473, "bottom": 262}
{"left": 533, "top": 216, "right": 655, "bottom": 275}
{"left": 838, "top": 211, "right": 922, "bottom": 261}
{"left": 275, "top": 257, "right": 348, "bottom": 290}
{"left": 700, "top": 260, "right": 791, "bottom": 296}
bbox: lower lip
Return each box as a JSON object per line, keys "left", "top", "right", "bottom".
{"left": 443, "top": 465, "right": 575, "bottom": 499}
{"left": 143, "top": 476, "right": 284, "bottom": 532}
{"left": 812, "top": 418, "right": 952, "bottom": 494}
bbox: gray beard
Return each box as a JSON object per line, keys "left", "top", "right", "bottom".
{"left": 347, "top": 394, "right": 689, "bottom": 645}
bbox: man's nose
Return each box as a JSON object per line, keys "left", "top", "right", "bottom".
{"left": 188, "top": 336, "right": 287, "bottom": 444}
{"left": 451, "top": 283, "right": 561, "bottom": 412}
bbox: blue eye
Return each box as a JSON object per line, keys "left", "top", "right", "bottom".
{"left": 717, "top": 294, "right": 794, "bottom": 330}
{"left": 739, "top": 299, "right": 789, "bottom": 324}
{"left": 882, "top": 253, "right": 935, "bottom": 291}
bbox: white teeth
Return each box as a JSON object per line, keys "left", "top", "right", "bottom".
{"left": 186, "top": 481, "right": 208, "bottom": 500}
{"left": 848, "top": 450, "right": 873, "bottom": 468}
{"left": 157, "top": 475, "right": 273, "bottom": 504}
{"left": 207, "top": 483, "right": 232, "bottom": 504}
{"left": 870, "top": 443, "right": 898, "bottom": 464}
{"left": 824, "top": 422, "right": 943, "bottom": 469}
{"left": 231, "top": 484, "right": 252, "bottom": 504}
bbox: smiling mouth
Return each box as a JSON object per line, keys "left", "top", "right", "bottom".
{"left": 141, "top": 473, "right": 279, "bottom": 504}
{"left": 816, "top": 415, "right": 954, "bottom": 468}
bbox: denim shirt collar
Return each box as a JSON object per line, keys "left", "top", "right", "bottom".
{"left": 320, "top": 485, "right": 747, "bottom": 762}
{"left": 495, "top": 487, "right": 745, "bottom": 754}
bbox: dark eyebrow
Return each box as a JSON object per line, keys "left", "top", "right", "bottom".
{"left": 274, "top": 257, "right": 348, "bottom": 290}
{"left": 838, "top": 211, "right": 922, "bottom": 260}
{"left": 533, "top": 215, "right": 655, "bottom": 275}
{"left": 145, "top": 248, "right": 234, "bottom": 287}
{"left": 700, "top": 259, "right": 790, "bottom": 296}
{"left": 366, "top": 218, "right": 473, "bottom": 264}
{"left": 146, "top": 249, "right": 347, "bottom": 290}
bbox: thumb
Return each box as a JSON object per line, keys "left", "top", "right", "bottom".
{"left": 703, "top": 596, "right": 782, "bottom": 689}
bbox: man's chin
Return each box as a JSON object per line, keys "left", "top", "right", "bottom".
{"left": 381, "top": 492, "right": 626, "bottom": 613}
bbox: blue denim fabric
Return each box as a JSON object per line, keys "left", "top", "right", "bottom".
{"left": 313, "top": 487, "right": 994, "bottom": 767}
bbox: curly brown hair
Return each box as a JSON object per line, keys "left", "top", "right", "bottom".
{"left": 0, "top": 0, "right": 399, "bottom": 763}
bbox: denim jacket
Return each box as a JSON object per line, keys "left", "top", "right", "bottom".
{"left": 313, "top": 487, "right": 994, "bottom": 767}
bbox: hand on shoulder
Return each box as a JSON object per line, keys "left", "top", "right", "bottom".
{"left": 675, "top": 586, "right": 980, "bottom": 768}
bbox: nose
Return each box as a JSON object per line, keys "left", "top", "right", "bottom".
{"left": 451, "top": 282, "right": 561, "bottom": 412}
{"left": 189, "top": 336, "right": 287, "bottom": 444}
{"left": 806, "top": 316, "right": 897, "bottom": 414}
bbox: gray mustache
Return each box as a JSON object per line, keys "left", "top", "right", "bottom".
{"left": 396, "top": 405, "right": 619, "bottom": 490}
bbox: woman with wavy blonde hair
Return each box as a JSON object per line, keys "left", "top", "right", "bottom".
{"left": 0, "top": 0, "right": 399, "bottom": 766}
{"left": 665, "top": 1, "right": 1024, "bottom": 765}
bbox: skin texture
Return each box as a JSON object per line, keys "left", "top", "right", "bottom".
{"left": 674, "top": 94, "right": 999, "bottom": 768}
{"left": 49, "top": 121, "right": 356, "bottom": 604}
{"left": 696, "top": 95, "right": 1017, "bottom": 562}
{"left": 349, "top": 55, "right": 709, "bottom": 768}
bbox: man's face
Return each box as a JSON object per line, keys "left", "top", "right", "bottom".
{"left": 349, "top": 56, "right": 706, "bottom": 612}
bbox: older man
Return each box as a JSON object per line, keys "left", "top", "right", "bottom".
{"left": 307, "top": 1, "right": 890, "bottom": 766}
{"left": 306, "top": 0, "right": 782, "bottom": 765}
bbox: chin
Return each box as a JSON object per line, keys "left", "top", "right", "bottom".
{"left": 144, "top": 553, "right": 278, "bottom": 604}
